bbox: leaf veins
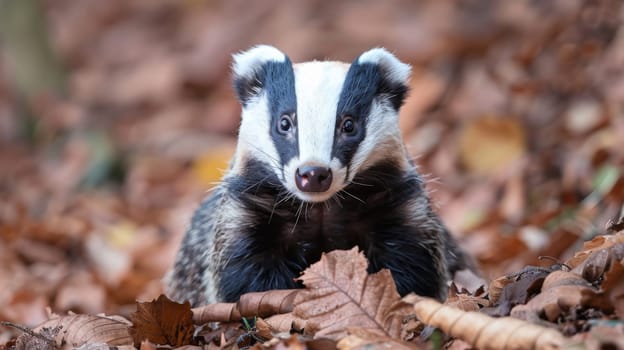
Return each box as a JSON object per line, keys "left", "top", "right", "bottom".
{"left": 293, "top": 247, "right": 413, "bottom": 340}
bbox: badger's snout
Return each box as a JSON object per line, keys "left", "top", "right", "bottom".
{"left": 295, "top": 166, "right": 332, "bottom": 192}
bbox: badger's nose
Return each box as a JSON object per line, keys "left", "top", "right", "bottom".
{"left": 295, "top": 166, "right": 332, "bottom": 192}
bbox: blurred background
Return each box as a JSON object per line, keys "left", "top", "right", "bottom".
{"left": 0, "top": 0, "right": 623, "bottom": 337}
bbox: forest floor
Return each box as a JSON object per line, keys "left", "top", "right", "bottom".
{"left": 0, "top": 0, "right": 623, "bottom": 349}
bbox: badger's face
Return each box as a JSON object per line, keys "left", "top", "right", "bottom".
{"left": 232, "top": 46, "right": 410, "bottom": 203}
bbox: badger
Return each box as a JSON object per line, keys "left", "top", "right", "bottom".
{"left": 167, "top": 45, "right": 474, "bottom": 306}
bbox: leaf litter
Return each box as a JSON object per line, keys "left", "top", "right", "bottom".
{"left": 1, "top": 0, "right": 624, "bottom": 349}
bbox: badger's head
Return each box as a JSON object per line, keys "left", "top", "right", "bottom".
{"left": 230, "top": 45, "right": 411, "bottom": 203}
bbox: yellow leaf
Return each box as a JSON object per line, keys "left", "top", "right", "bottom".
{"left": 192, "top": 147, "right": 234, "bottom": 187}
{"left": 458, "top": 116, "right": 526, "bottom": 175}
{"left": 107, "top": 221, "right": 136, "bottom": 249}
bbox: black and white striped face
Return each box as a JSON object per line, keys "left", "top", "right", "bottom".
{"left": 232, "top": 45, "right": 411, "bottom": 203}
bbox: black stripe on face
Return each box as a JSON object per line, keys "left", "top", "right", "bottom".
{"left": 266, "top": 60, "right": 298, "bottom": 169}
{"left": 234, "top": 59, "right": 298, "bottom": 171}
{"left": 333, "top": 61, "right": 408, "bottom": 168}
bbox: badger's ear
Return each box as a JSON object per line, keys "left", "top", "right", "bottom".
{"left": 232, "top": 45, "right": 290, "bottom": 105}
{"left": 353, "top": 48, "right": 411, "bottom": 110}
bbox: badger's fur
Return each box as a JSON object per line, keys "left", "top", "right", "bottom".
{"left": 167, "top": 46, "right": 474, "bottom": 306}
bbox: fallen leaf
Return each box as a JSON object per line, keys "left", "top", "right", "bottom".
{"left": 406, "top": 295, "right": 566, "bottom": 350}
{"left": 570, "top": 324, "right": 624, "bottom": 350}
{"left": 192, "top": 289, "right": 299, "bottom": 324}
{"left": 196, "top": 321, "right": 244, "bottom": 348}
{"left": 31, "top": 314, "right": 132, "bottom": 348}
{"left": 257, "top": 334, "right": 336, "bottom": 350}
{"left": 510, "top": 271, "right": 612, "bottom": 323}
{"left": 0, "top": 322, "right": 58, "bottom": 350}
{"left": 601, "top": 257, "right": 624, "bottom": 318}
{"left": 484, "top": 265, "right": 554, "bottom": 317}
{"left": 487, "top": 275, "right": 515, "bottom": 305}
{"left": 571, "top": 242, "right": 624, "bottom": 284}
{"left": 129, "top": 294, "right": 195, "bottom": 347}
{"left": 293, "top": 248, "right": 413, "bottom": 340}
{"left": 458, "top": 116, "right": 526, "bottom": 175}
{"left": 446, "top": 292, "right": 490, "bottom": 312}
{"left": 566, "top": 232, "right": 624, "bottom": 269}
{"left": 263, "top": 313, "right": 307, "bottom": 336}
{"left": 337, "top": 327, "right": 418, "bottom": 350}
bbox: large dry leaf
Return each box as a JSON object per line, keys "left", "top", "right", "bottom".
{"left": 32, "top": 314, "right": 132, "bottom": 347}
{"left": 293, "top": 248, "right": 413, "bottom": 340}
{"left": 129, "top": 294, "right": 195, "bottom": 347}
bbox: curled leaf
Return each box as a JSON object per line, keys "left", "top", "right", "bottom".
{"left": 407, "top": 295, "right": 565, "bottom": 350}
{"left": 191, "top": 289, "right": 299, "bottom": 324}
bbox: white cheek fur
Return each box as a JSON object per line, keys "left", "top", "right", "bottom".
{"left": 348, "top": 101, "right": 409, "bottom": 181}
{"left": 232, "top": 95, "right": 283, "bottom": 176}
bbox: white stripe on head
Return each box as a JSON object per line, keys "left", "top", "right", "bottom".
{"left": 293, "top": 61, "right": 350, "bottom": 165}
{"left": 278, "top": 61, "right": 350, "bottom": 202}
{"left": 234, "top": 97, "right": 281, "bottom": 175}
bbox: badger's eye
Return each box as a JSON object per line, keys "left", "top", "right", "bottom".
{"left": 278, "top": 114, "right": 293, "bottom": 133}
{"left": 341, "top": 117, "right": 356, "bottom": 135}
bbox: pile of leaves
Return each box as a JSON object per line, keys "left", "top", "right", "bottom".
{"left": 2, "top": 230, "right": 623, "bottom": 349}
{"left": 1, "top": 0, "right": 624, "bottom": 349}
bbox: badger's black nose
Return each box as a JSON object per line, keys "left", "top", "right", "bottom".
{"left": 295, "top": 166, "right": 332, "bottom": 192}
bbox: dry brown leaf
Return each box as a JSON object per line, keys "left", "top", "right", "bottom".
{"left": 293, "top": 248, "right": 413, "bottom": 340}
{"left": 575, "top": 248, "right": 611, "bottom": 283}
{"left": 28, "top": 314, "right": 133, "bottom": 348}
{"left": 487, "top": 275, "right": 515, "bottom": 305}
{"left": 251, "top": 334, "right": 337, "bottom": 350}
{"left": 192, "top": 289, "right": 299, "bottom": 324}
{"left": 602, "top": 257, "right": 624, "bottom": 318}
{"left": 1, "top": 322, "right": 59, "bottom": 350}
{"left": 192, "top": 302, "right": 241, "bottom": 324}
{"left": 337, "top": 327, "right": 419, "bottom": 350}
{"left": 571, "top": 242, "right": 624, "bottom": 283}
{"left": 406, "top": 295, "right": 566, "bottom": 350}
{"left": 238, "top": 290, "right": 299, "bottom": 319}
{"left": 129, "top": 294, "right": 195, "bottom": 347}
{"left": 510, "top": 270, "right": 612, "bottom": 322}
{"left": 446, "top": 293, "right": 490, "bottom": 312}
{"left": 196, "top": 321, "right": 245, "bottom": 348}
{"left": 484, "top": 265, "right": 553, "bottom": 317}
{"left": 566, "top": 232, "right": 624, "bottom": 269}
{"left": 263, "top": 313, "right": 307, "bottom": 335}
{"left": 446, "top": 339, "right": 474, "bottom": 350}
{"left": 569, "top": 324, "right": 624, "bottom": 350}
